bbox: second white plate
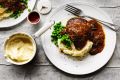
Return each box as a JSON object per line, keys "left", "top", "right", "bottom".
{"left": 0, "top": 0, "right": 36, "bottom": 28}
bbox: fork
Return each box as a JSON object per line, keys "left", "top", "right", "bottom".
{"left": 65, "top": 4, "right": 120, "bottom": 32}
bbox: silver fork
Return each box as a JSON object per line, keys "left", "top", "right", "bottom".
{"left": 65, "top": 4, "right": 120, "bottom": 32}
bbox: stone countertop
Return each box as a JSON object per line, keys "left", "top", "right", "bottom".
{"left": 0, "top": 0, "right": 120, "bottom": 80}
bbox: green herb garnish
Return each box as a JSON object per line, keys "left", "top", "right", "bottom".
{"left": 28, "top": 9, "right": 31, "bottom": 12}
{"left": 60, "top": 34, "right": 72, "bottom": 48}
{"left": 10, "top": 10, "right": 23, "bottom": 19}
{"left": 51, "top": 22, "right": 72, "bottom": 48}
{"left": 20, "top": 0, "right": 29, "bottom": 5}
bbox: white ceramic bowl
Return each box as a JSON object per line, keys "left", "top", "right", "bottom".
{"left": 4, "top": 33, "right": 37, "bottom": 65}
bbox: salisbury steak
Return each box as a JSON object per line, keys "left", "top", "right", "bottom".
{"left": 61, "top": 17, "right": 92, "bottom": 49}
{"left": 61, "top": 17, "right": 105, "bottom": 55}
{"left": 0, "top": 0, "right": 26, "bottom": 12}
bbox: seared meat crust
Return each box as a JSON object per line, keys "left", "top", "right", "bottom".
{"left": 61, "top": 17, "right": 105, "bottom": 55}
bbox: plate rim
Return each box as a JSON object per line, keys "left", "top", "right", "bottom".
{"left": 41, "top": 1, "right": 116, "bottom": 75}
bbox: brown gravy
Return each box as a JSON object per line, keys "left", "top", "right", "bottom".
{"left": 61, "top": 17, "right": 105, "bottom": 55}
{"left": 88, "top": 20, "right": 105, "bottom": 55}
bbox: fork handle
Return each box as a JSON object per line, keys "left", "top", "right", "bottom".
{"left": 81, "top": 15, "right": 120, "bottom": 32}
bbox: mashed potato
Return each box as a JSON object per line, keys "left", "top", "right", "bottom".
{"left": 0, "top": 7, "right": 7, "bottom": 14}
{"left": 58, "top": 39, "right": 93, "bottom": 57}
{"left": 0, "top": 7, "right": 13, "bottom": 20}
{"left": 4, "top": 34, "right": 35, "bottom": 62}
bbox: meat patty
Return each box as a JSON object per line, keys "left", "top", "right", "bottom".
{"left": 61, "top": 17, "right": 91, "bottom": 40}
{"left": 0, "top": 0, "right": 26, "bottom": 12}
{"left": 61, "top": 17, "right": 105, "bottom": 55}
{"left": 0, "top": 0, "right": 5, "bottom": 3}
{"left": 61, "top": 17, "right": 91, "bottom": 49}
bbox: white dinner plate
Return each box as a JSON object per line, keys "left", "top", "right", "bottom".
{"left": 0, "top": 0, "right": 36, "bottom": 28}
{"left": 41, "top": 2, "right": 116, "bottom": 75}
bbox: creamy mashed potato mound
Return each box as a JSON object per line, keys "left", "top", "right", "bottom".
{"left": 4, "top": 34, "right": 35, "bottom": 62}
{"left": 58, "top": 39, "right": 93, "bottom": 57}
{"left": 0, "top": 7, "right": 13, "bottom": 20}
{"left": 0, "top": 7, "right": 7, "bottom": 14}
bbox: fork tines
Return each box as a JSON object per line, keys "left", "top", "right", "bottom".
{"left": 65, "top": 4, "right": 81, "bottom": 16}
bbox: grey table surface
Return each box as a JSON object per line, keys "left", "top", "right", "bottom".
{"left": 0, "top": 0, "right": 120, "bottom": 80}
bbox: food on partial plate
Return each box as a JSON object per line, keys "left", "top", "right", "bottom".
{"left": 0, "top": 0, "right": 28, "bottom": 20}
{"left": 51, "top": 17, "right": 105, "bottom": 59}
{"left": 4, "top": 34, "right": 36, "bottom": 62}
